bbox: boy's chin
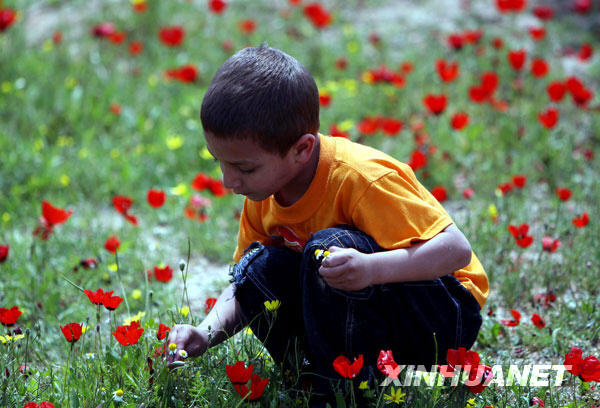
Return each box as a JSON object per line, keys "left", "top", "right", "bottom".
{"left": 242, "top": 192, "right": 271, "bottom": 202}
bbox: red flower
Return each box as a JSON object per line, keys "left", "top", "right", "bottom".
{"left": 531, "top": 58, "right": 549, "bottom": 78}
{"left": 542, "top": 236, "right": 561, "bottom": 253}
{"left": 159, "top": 26, "right": 185, "bottom": 47}
{"left": 377, "top": 350, "right": 399, "bottom": 377}
{"left": 0, "top": 8, "right": 17, "bottom": 32}
{"left": 451, "top": 112, "right": 469, "bottom": 130}
{"left": 423, "top": 94, "right": 447, "bottom": 115}
{"left": 104, "top": 236, "right": 121, "bottom": 254}
{"left": 565, "top": 346, "right": 583, "bottom": 376}
{"left": 531, "top": 313, "right": 546, "bottom": 329}
{"left": 23, "top": 403, "right": 54, "bottom": 408}
{"left": 319, "top": 92, "right": 331, "bottom": 107}
{"left": 462, "top": 29, "right": 482, "bottom": 44}
{"left": 303, "top": 2, "right": 332, "bottom": 28}
{"left": 113, "top": 321, "right": 144, "bottom": 346}
{"left": 496, "top": 0, "right": 527, "bottom": 13}
{"left": 78, "top": 258, "right": 98, "bottom": 269}
{"left": 501, "top": 309, "right": 521, "bottom": 326}
{"left": 109, "top": 31, "right": 126, "bottom": 44}
{"left": 463, "top": 188, "right": 475, "bottom": 199}
{"left": 329, "top": 124, "right": 350, "bottom": 139}
{"left": 103, "top": 292, "right": 123, "bottom": 311}
{"left": 564, "top": 346, "right": 600, "bottom": 382}
{"left": 431, "top": 186, "right": 448, "bottom": 202}
{"left": 84, "top": 288, "right": 107, "bottom": 305}
{"left": 226, "top": 360, "right": 254, "bottom": 384}
{"left": 238, "top": 19, "right": 256, "bottom": 35}
{"left": 574, "top": 0, "right": 592, "bottom": 14}
{"left": 528, "top": 27, "right": 545, "bottom": 41}
{"left": 555, "top": 187, "right": 572, "bottom": 201}
{"left": 191, "top": 173, "right": 211, "bottom": 191}
{"left": 446, "top": 347, "right": 481, "bottom": 371}
{"left": 129, "top": 41, "right": 143, "bottom": 55}
{"left": 247, "top": 373, "right": 269, "bottom": 400}
{"left": 0, "top": 306, "right": 22, "bottom": 326}
{"left": 533, "top": 5, "right": 554, "bottom": 20}
{"left": 110, "top": 103, "right": 122, "bottom": 115}
{"left": 91, "top": 22, "right": 116, "bottom": 38}
{"left": 35, "top": 201, "right": 73, "bottom": 240}
{"left": 572, "top": 212, "right": 589, "bottom": 228}
{"left": 508, "top": 49, "right": 527, "bottom": 71}
{"left": 466, "top": 364, "right": 493, "bottom": 393}
{"left": 357, "top": 116, "right": 380, "bottom": 135}
{"left": 335, "top": 57, "right": 348, "bottom": 70}
{"left": 332, "top": 354, "right": 363, "bottom": 378}
{"left": 447, "top": 33, "right": 464, "bottom": 50}
{"left": 508, "top": 224, "right": 534, "bottom": 247}
{"left": 491, "top": 37, "right": 504, "bottom": 49}
{"left": 566, "top": 76, "right": 593, "bottom": 107}
{"left": 204, "top": 297, "right": 217, "bottom": 314}
{"left": 547, "top": 81, "right": 566, "bottom": 102}
{"left": 578, "top": 43, "right": 593, "bottom": 61}
{"left": 533, "top": 291, "right": 557, "bottom": 307}
{"left": 113, "top": 195, "right": 133, "bottom": 214}
{"left": 497, "top": 182, "right": 513, "bottom": 195}
{"left": 436, "top": 59, "right": 459, "bottom": 82}
{"left": 381, "top": 118, "right": 403, "bottom": 136}
{"left": 157, "top": 323, "right": 170, "bottom": 340}
{"left": 512, "top": 174, "right": 527, "bottom": 188}
{"left": 133, "top": 1, "right": 147, "bottom": 13}
{"left": 208, "top": 0, "right": 227, "bottom": 14}
{"left": 60, "top": 322, "right": 83, "bottom": 343}
{"left": 538, "top": 107, "right": 559, "bottom": 129}
{"left": 147, "top": 189, "right": 166, "bottom": 208}
{"left": 53, "top": 30, "right": 62, "bottom": 44}
{"left": 166, "top": 64, "right": 198, "bottom": 83}
{"left": 408, "top": 149, "right": 427, "bottom": 171}
{"left": 530, "top": 396, "right": 545, "bottom": 406}
{"left": 154, "top": 265, "right": 173, "bottom": 282}
{"left": 0, "top": 244, "right": 8, "bottom": 263}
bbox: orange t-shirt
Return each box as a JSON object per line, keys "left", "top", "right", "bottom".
{"left": 233, "top": 135, "right": 489, "bottom": 308}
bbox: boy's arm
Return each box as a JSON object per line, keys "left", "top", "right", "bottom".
{"left": 318, "top": 224, "right": 472, "bottom": 291}
{"left": 166, "top": 283, "right": 245, "bottom": 365}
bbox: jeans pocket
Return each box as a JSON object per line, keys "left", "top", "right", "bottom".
{"left": 230, "top": 242, "right": 275, "bottom": 299}
{"left": 330, "top": 286, "right": 375, "bottom": 300}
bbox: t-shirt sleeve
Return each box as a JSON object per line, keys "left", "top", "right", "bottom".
{"left": 350, "top": 169, "right": 453, "bottom": 249}
{"left": 233, "top": 199, "right": 274, "bottom": 262}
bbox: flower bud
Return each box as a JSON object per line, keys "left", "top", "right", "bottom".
{"left": 179, "top": 260, "right": 186, "bottom": 272}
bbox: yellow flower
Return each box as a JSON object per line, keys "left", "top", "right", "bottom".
{"left": 0, "top": 334, "right": 25, "bottom": 343}
{"left": 361, "top": 71, "right": 375, "bottom": 84}
{"left": 179, "top": 306, "right": 190, "bottom": 317}
{"left": 178, "top": 349, "right": 188, "bottom": 358}
{"left": 34, "top": 139, "right": 44, "bottom": 151}
{"left": 466, "top": 398, "right": 476, "bottom": 408}
{"left": 124, "top": 311, "right": 145, "bottom": 325}
{"left": 338, "top": 120, "right": 354, "bottom": 132}
{"left": 169, "top": 343, "right": 178, "bottom": 351}
{"left": 60, "top": 174, "right": 70, "bottom": 186}
{"left": 358, "top": 380, "right": 369, "bottom": 390}
{"left": 131, "top": 289, "right": 142, "bottom": 300}
{"left": 199, "top": 147, "right": 214, "bottom": 160}
{"left": 166, "top": 135, "right": 184, "bottom": 150}
{"left": 78, "top": 148, "right": 89, "bottom": 159}
{"left": 264, "top": 300, "right": 281, "bottom": 312}
{"left": 81, "top": 325, "right": 90, "bottom": 334}
{"left": 113, "top": 388, "right": 124, "bottom": 402}
{"left": 147, "top": 75, "right": 158, "bottom": 87}
{"left": 1, "top": 81, "right": 12, "bottom": 93}
{"left": 170, "top": 183, "right": 189, "bottom": 196}
{"left": 488, "top": 204, "right": 498, "bottom": 221}
{"left": 2, "top": 212, "right": 10, "bottom": 223}
{"left": 383, "top": 387, "right": 405, "bottom": 404}
{"left": 108, "top": 263, "right": 118, "bottom": 272}
{"left": 347, "top": 41, "right": 360, "bottom": 54}
{"left": 43, "top": 39, "right": 54, "bottom": 52}
{"left": 245, "top": 327, "right": 253, "bottom": 335}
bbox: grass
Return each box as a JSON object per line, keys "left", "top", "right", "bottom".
{"left": 1, "top": 0, "right": 600, "bottom": 406}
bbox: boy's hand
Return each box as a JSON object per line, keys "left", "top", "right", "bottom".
{"left": 165, "top": 324, "right": 209, "bottom": 366}
{"left": 318, "top": 246, "right": 372, "bottom": 291}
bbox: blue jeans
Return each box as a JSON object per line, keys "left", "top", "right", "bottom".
{"left": 230, "top": 226, "right": 482, "bottom": 399}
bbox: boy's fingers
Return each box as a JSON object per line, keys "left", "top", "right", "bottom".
{"left": 319, "top": 264, "right": 346, "bottom": 279}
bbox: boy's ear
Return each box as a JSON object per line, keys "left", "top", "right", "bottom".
{"left": 291, "top": 133, "right": 317, "bottom": 163}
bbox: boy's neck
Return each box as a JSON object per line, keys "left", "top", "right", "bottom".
{"left": 274, "top": 135, "right": 321, "bottom": 207}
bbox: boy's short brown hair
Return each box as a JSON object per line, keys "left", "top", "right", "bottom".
{"left": 200, "top": 44, "right": 320, "bottom": 156}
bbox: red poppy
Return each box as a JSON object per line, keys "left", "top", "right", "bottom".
{"left": 113, "top": 321, "right": 144, "bottom": 346}
{"left": 377, "top": 350, "right": 399, "bottom": 377}
{"left": 84, "top": 288, "right": 107, "bottom": 305}
{"left": 52, "top": 30, "right": 62, "bottom": 44}
{"left": 157, "top": 323, "right": 170, "bottom": 340}
{"left": 531, "top": 58, "right": 550, "bottom": 78}
{"left": 319, "top": 92, "right": 331, "bottom": 107}
{"left": 466, "top": 364, "right": 493, "bottom": 393}
{"left": 104, "top": 236, "right": 121, "bottom": 254}
{"left": 538, "top": 107, "right": 559, "bottom": 129}
{"left": 508, "top": 224, "right": 533, "bottom": 247}
{"left": 191, "top": 173, "right": 211, "bottom": 191}
{"left": 129, "top": 41, "right": 143, "bottom": 55}
{"left": 533, "top": 5, "right": 554, "bottom": 19}
{"left": 238, "top": 19, "right": 256, "bottom": 35}
{"left": 564, "top": 346, "right": 600, "bottom": 382}
{"left": 113, "top": 195, "right": 133, "bottom": 214}
{"left": 332, "top": 354, "right": 363, "bottom": 378}
{"left": 381, "top": 118, "right": 403, "bottom": 136}
{"left": 357, "top": 116, "right": 380, "bottom": 135}
{"left": 226, "top": 361, "right": 254, "bottom": 397}
{"left": 443, "top": 347, "right": 481, "bottom": 375}
{"left": 204, "top": 297, "right": 217, "bottom": 314}
{"left": 572, "top": 212, "right": 589, "bottom": 228}
{"left": 533, "top": 291, "right": 557, "bottom": 307}
{"left": 542, "top": 236, "right": 561, "bottom": 252}
{"left": 463, "top": 188, "right": 474, "bottom": 199}
{"left": 528, "top": 27, "right": 546, "bottom": 41}
{"left": 462, "top": 29, "right": 482, "bottom": 44}
{"left": 547, "top": 81, "right": 566, "bottom": 102}
{"left": 574, "top": 0, "right": 592, "bottom": 14}
{"left": 566, "top": 76, "right": 593, "bottom": 107}
{"left": 508, "top": 49, "right": 527, "bottom": 71}
{"left": 289, "top": 0, "right": 302, "bottom": 6}
{"left": 555, "top": 187, "right": 572, "bottom": 201}
{"left": 77, "top": 257, "right": 97, "bottom": 269}
{"left": 247, "top": 373, "right": 269, "bottom": 400}
{"left": 329, "top": 124, "right": 350, "bottom": 139}
{"left": 335, "top": 57, "right": 348, "bottom": 70}
{"left": 133, "top": 1, "right": 147, "bottom": 13}
{"left": 41, "top": 200, "right": 73, "bottom": 228}
{"left": 147, "top": 189, "right": 166, "bottom": 208}
{"left": 0, "top": 306, "right": 22, "bottom": 326}
{"left": 23, "top": 403, "right": 55, "bottom": 408}
{"left": 436, "top": 60, "right": 459, "bottom": 82}
{"left": 208, "top": 179, "right": 227, "bottom": 196}
{"left": 496, "top": 0, "right": 526, "bottom": 12}
{"left": 103, "top": 292, "right": 123, "bottom": 311}
{"left": 0, "top": 244, "right": 8, "bottom": 263}
{"left": 208, "top": 0, "right": 227, "bottom": 14}
{"left": 497, "top": 182, "right": 513, "bottom": 195}
{"left": 431, "top": 186, "right": 448, "bottom": 202}
{"left": 512, "top": 174, "right": 527, "bottom": 188}
{"left": 501, "top": 309, "right": 521, "bottom": 326}
{"left": 491, "top": 37, "right": 504, "bottom": 49}
{"left": 303, "top": 2, "right": 332, "bottom": 28}
{"left": 447, "top": 33, "right": 464, "bottom": 50}
{"left": 0, "top": 8, "right": 17, "bottom": 32}
{"left": 578, "top": 43, "right": 593, "bottom": 62}
{"left": 530, "top": 396, "right": 545, "bottom": 406}
{"left": 165, "top": 64, "right": 198, "bottom": 83}
{"left": 154, "top": 265, "right": 173, "bottom": 282}
{"left": 109, "top": 31, "right": 126, "bottom": 44}
{"left": 110, "top": 103, "right": 122, "bottom": 115}
{"left": 451, "top": 112, "right": 469, "bottom": 130}
{"left": 408, "top": 149, "right": 427, "bottom": 171}
{"left": 185, "top": 195, "right": 211, "bottom": 222}
{"left": 423, "top": 94, "right": 447, "bottom": 115}
{"left": 531, "top": 313, "right": 546, "bottom": 329}
{"left": 91, "top": 22, "right": 116, "bottom": 38}
{"left": 60, "top": 322, "right": 83, "bottom": 343}
{"left": 159, "top": 26, "right": 185, "bottom": 47}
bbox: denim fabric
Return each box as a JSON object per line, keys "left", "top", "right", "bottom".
{"left": 230, "top": 226, "right": 482, "bottom": 402}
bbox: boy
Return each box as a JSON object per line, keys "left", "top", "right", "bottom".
{"left": 167, "top": 44, "right": 488, "bottom": 402}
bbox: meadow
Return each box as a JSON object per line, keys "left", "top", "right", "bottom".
{"left": 0, "top": 0, "right": 599, "bottom": 406}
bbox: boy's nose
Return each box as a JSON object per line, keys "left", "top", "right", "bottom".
{"left": 221, "top": 169, "right": 242, "bottom": 190}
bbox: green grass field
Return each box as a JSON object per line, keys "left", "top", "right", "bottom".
{"left": 1, "top": 0, "right": 599, "bottom": 406}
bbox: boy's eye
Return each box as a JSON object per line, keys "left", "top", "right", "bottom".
{"left": 239, "top": 168, "right": 255, "bottom": 174}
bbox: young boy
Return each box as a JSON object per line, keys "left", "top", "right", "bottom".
{"left": 167, "top": 44, "right": 488, "bottom": 402}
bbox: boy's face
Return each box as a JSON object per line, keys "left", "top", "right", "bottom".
{"left": 204, "top": 132, "right": 302, "bottom": 202}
